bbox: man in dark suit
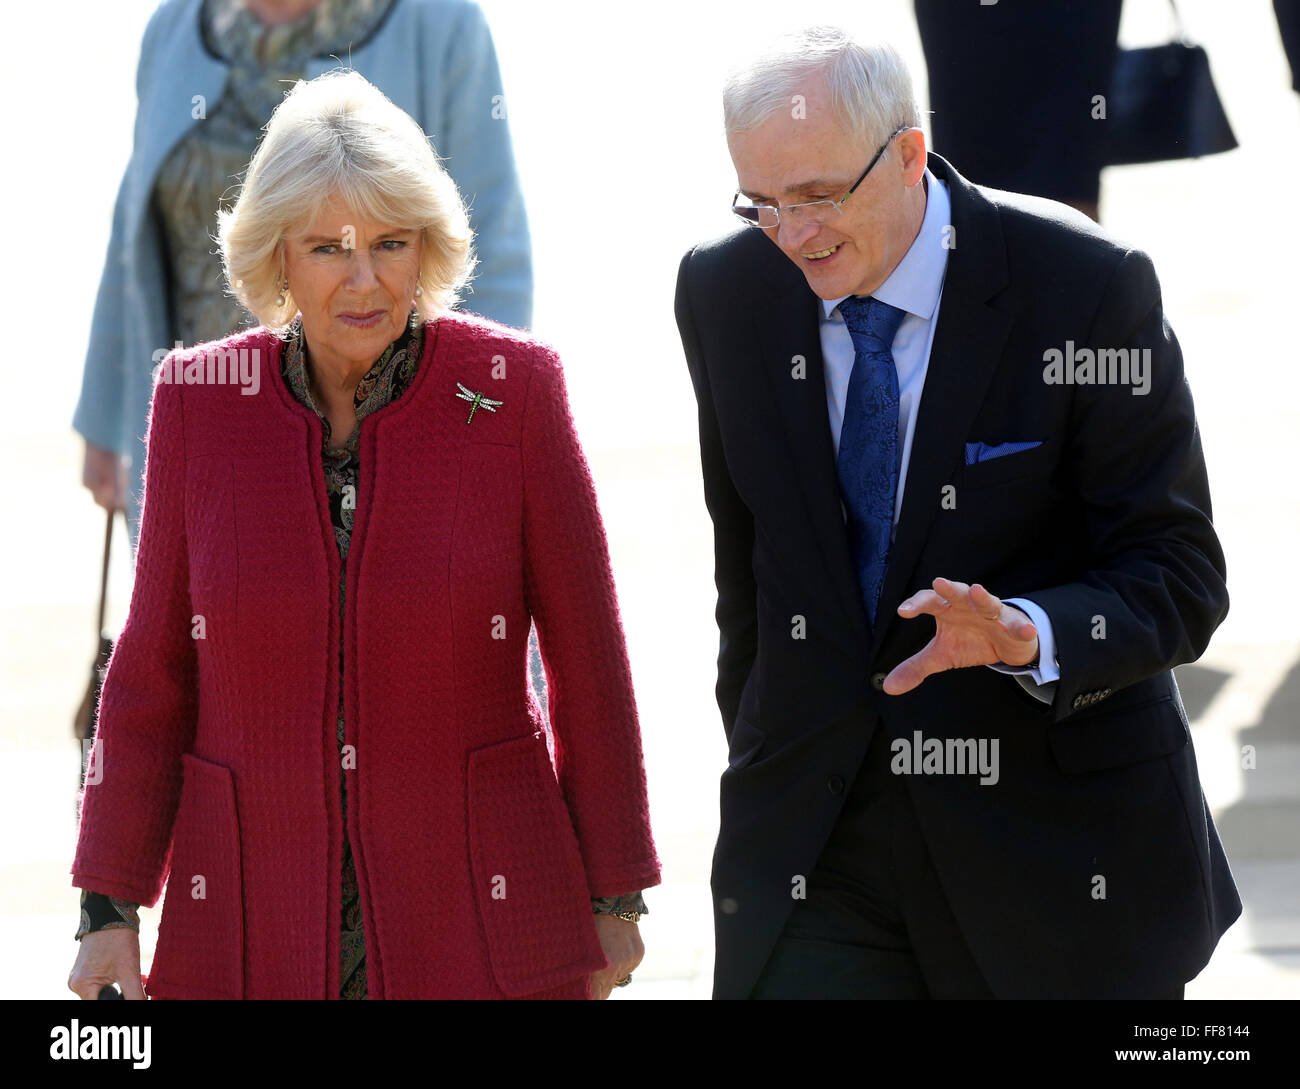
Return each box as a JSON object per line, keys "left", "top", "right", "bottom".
{"left": 675, "top": 28, "right": 1240, "bottom": 999}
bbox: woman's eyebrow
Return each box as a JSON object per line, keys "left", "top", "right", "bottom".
{"left": 298, "top": 229, "right": 412, "bottom": 245}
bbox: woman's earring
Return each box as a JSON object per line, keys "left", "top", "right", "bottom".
{"left": 276, "top": 278, "right": 288, "bottom": 307}
{"left": 414, "top": 284, "right": 423, "bottom": 297}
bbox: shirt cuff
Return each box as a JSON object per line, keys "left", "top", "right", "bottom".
{"left": 986, "top": 597, "right": 1060, "bottom": 704}
{"left": 591, "top": 891, "right": 648, "bottom": 916}
{"left": 75, "top": 889, "right": 140, "bottom": 940}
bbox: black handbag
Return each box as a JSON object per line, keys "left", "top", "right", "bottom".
{"left": 1104, "top": 0, "right": 1238, "bottom": 166}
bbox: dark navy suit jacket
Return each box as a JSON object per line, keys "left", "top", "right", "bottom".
{"left": 675, "top": 152, "right": 1241, "bottom": 999}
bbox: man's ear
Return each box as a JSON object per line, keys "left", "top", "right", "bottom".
{"left": 899, "top": 128, "right": 928, "bottom": 187}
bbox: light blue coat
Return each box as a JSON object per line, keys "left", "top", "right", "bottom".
{"left": 74, "top": 0, "right": 533, "bottom": 539}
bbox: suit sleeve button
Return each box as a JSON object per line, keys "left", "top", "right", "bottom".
{"left": 870, "top": 672, "right": 887, "bottom": 691}
{"left": 827, "top": 775, "right": 845, "bottom": 795}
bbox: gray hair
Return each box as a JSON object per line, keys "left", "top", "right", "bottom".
{"left": 723, "top": 26, "right": 920, "bottom": 151}
{"left": 217, "top": 68, "right": 475, "bottom": 331}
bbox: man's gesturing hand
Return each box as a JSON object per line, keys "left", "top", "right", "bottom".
{"left": 883, "top": 578, "right": 1039, "bottom": 696}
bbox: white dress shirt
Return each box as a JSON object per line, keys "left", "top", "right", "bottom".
{"left": 820, "top": 170, "right": 1059, "bottom": 700}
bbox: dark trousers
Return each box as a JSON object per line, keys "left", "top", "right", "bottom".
{"left": 752, "top": 726, "right": 1185, "bottom": 1000}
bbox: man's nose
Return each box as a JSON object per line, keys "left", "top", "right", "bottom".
{"left": 778, "top": 211, "right": 821, "bottom": 251}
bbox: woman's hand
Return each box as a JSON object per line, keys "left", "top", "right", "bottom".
{"left": 588, "top": 915, "right": 644, "bottom": 1000}
{"left": 68, "top": 929, "right": 146, "bottom": 1000}
{"left": 82, "top": 441, "right": 128, "bottom": 512}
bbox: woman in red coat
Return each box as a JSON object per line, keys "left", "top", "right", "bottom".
{"left": 67, "top": 69, "right": 660, "bottom": 1000}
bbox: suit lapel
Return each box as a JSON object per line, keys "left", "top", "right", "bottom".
{"left": 750, "top": 155, "right": 1015, "bottom": 661}
{"left": 755, "top": 262, "right": 872, "bottom": 648}
{"left": 870, "top": 155, "right": 1014, "bottom": 659}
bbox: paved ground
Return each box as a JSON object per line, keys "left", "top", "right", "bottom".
{"left": 3, "top": 0, "right": 1297, "bottom": 1000}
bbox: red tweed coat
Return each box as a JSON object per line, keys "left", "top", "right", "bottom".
{"left": 71, "top": 314, "right": 661, "bottom": 999}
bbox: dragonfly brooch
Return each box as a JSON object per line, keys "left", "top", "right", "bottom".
{"left": 454, "top": 382, "right": 503, "bottom": 424}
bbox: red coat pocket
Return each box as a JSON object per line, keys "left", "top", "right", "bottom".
{"left": 466, "top": 732, "right": 607, "bottom": 997}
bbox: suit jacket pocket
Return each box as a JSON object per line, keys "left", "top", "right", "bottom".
{"left": 1047, "top": 696, "right": 1189, "bottom": 774}
{"left": 960, "top": 441, "right": 1054, "bottom": 489}
{"left": 146, "top": 753, "right": 244, "bottom": 999}
{"left": 467, "top": 732, "right": 607, "bottom": 997}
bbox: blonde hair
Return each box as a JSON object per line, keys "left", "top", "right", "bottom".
{"left": 724, "top": 26, "right": 920, "bottom": 152}
{"left": 217, "top": 68, "right": 475, "bottom": 331}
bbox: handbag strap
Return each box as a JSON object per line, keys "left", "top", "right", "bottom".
{"left": 95, "top": 508, "right": 115, "bottom": 639}
{"left": 1166, "top": 0, "right": 1191, "bottom": 44}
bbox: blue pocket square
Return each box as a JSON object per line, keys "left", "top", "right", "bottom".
{"left": 964, "top": 440, "right": 1043, "bottom": 466}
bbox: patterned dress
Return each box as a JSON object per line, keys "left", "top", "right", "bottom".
{"left": 278, "top": 312, "right": 424, "bottom": 999}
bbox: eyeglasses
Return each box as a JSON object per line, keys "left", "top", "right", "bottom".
{"left": 731, "top": 125, "right": 910, "bottom": 230}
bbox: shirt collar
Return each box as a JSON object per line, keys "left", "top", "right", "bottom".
{"left": 822, "top": 168, "right": 950, "bottom": 322}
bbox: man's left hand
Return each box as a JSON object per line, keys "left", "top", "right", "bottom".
{"left": 883, "top": 578, "right": 1038, "bottom": 695}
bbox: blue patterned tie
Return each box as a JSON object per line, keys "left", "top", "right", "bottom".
{"left": 836, "top": 295, "right": 906, "bottom": 626}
